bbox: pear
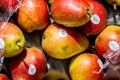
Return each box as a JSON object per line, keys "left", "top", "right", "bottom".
{"left": 41, "top": 24, "right": 89, "bottom": 59}
{"left": 80, "top": 0, "right": 107, "bottom": 36}
{"left": 17, "top": 0, "right": 49, "bottom": 33}
{"left": 0, "top": 22, "right": 25, "bottom": 58}
{"left": 50, "top": 0, "right": 92, "bottom": 27}
{"left": 9, "top": 47, "right": 47, "bottom": 80}
{"left": 95, "top": 25, "right": 120, "bottom": 56}
{"left": 69, "top": 52, "right": 104, "bottom": 80}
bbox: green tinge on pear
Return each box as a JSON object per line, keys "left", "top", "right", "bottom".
{"left": 4, "top": 36, "right": 25, "bottom": 58}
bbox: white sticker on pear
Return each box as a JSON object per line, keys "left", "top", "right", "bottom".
{"left": 0, "top": 38, "right": 5, "bottom": 49}
{"left": 109, "top": 41, "right": 119, "bottom": 51}
{"left": 28, "top": 64, "right": 36, "bottom": 75}
{"left": 91, "top": 14, "right": 100, "bottom": 24}
{"left": 58, "top": 29, "right": 67, "bottom": 37}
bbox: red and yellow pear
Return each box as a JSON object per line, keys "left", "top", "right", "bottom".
{"left": 80, "top": 0, "right": 107, "bottom": 36}
{"left": 0, "top": 22, "right": 25, "bottom": 58}
{"left": 50, "top": 0, "right": 92, "bottom": 27}
{"left": 95, "top": 25, "right": 120, "bottom": 57}
{"left": 69, "top": 52, "right": 104, "bottom": 80}
{"left": 17, "top": 0, "right": 49, "bottom": 33}
{"left": 41, "top": 24, "right": 89, "bottom": 59}
{"left": 9, "top": 47, "right": 47, "bottom": 80}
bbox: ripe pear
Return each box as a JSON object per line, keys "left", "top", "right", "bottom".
{"left": 41, "top": 24, "right": 89, "bottom": 59}
{"left": 0, "top": 22, "right": 25, "bottom": 58}
{"left": 9, "top": 47, "right": 47, "bottom": 80}
{"left": 50, "top": 0, "right": 92, "bottom": 27}
{"left": 80, "top": 0, "right": 107, "bottom": 36}
{"left": 95, "top": 25, "right": 120, "bottom": 57}
{"left": 17, "top": 0, "right": 49, "bottom": 33}
{"left": 69, "top": 52, "right": 104, "bottom": 80}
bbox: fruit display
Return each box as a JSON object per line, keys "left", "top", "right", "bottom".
{"left": 0, "top": 0, "right": 120, "bottom": 80}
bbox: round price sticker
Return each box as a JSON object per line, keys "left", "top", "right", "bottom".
{"left": 91, "top": 14, "right": 100, "bottom": 24}
{"left": 58, "top": 29, "right": 67, "bottom": 37}
{"left": 109, "top": 41, "right": 120, "bottom": 51}
{"left": 28, "top": 64, "right": 36, "bottom": 75}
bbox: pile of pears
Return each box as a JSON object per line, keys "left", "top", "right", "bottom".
{"left": 0, "top": 0, "right": 120, "bottom": 80}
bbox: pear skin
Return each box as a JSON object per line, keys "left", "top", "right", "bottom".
{"left": 50, "top": 0, "right": 92, "bottom": 27}
{"left": 41, "top": 24, "right": 89, "bottom": 59}
{"left": 17, "top": 0, "right": 49, "bottom": 33}
{"left": 69, "top": 53, "right": 104, "bottom": 80}
{"left": 0, "top": 22, "right": 25, "bottom": 58}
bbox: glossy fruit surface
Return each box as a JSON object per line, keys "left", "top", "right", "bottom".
{"left": 17, "top": 0, "right": 49, "bottom": 33}
{"left": 0, "top": 22, "right": 25, "bottom": 58}
{"left": 69, "top": 53, "right": 104, "bottom": 80}
{"left": 50, "top": 0, "right": 92, "bottom": 27}
{"left": 42, "top": 24, "right": 89, "bottom": 59}
{"left": 80, "top": 0, "right": 107, "bottom": 36}
{"left": 95, "top": 25, "right": 120, "bottom": 56}
{"left": 9, "top": 47, "right": 47, "bottom": 80}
